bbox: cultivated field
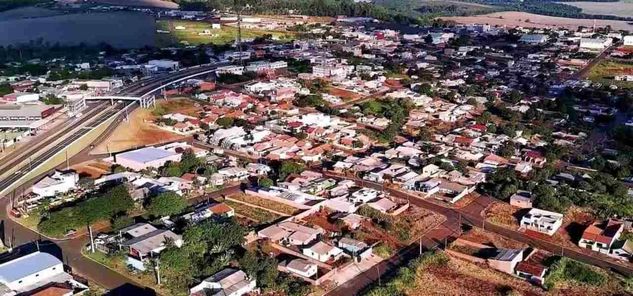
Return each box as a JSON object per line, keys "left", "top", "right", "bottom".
{"left": 156, "top": 20, "right": 295, "bottom": 47}
{"left": 442, "top": 11, "right": 633, "bottom": 31}
{"left": 563, "top": 1, "right": 633, "bottom": 18}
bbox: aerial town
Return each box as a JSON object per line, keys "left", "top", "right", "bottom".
{"left": 0, "top": 0, "right": 631, "bottom": 295}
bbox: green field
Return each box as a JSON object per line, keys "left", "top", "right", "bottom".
{"left": 587, "top": 60, "right": 633, "bottom": 89}
{"left": 155, "top": 20, "right": 296, "bottom": 47}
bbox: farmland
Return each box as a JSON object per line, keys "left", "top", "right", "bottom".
{"left": 442, "top": 11, "right": 633, "bottom": 31}
{"left": 562, "top": 1, "right": 633, "bottom": 18}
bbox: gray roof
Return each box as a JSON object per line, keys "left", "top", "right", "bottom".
{"left": 492, "top": 248, "right": 523, "bottom": 261}
{"left": 0, "top": 252, "right": 61, "bottom": 284}
{"left": 117, "top": 147, "right": 177, "bottom": 164}
{"left": 121, "top": 229, "right": 181, "bottom": 255}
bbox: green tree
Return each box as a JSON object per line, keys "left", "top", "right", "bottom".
{"left": 147, "top": 191, "right": 188, "bottom": 217}
{"left": 216, "top": 116, "right": 235, "bottom": 128}
{"left": 111, "top": 215, "right": 134, "bottom": 231}
{"left": 259, "top": 177, "right": 274, "bottom": 188}
{"left": 279, "top": 161, "right": 305, "bottom": 181}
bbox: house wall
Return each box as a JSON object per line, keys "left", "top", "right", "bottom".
{"left": 6, "top": 262, "right": 64, "bottom": 290}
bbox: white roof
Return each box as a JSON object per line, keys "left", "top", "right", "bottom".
{"left": 0, "top": 252, "right": 61, "bottom": 284}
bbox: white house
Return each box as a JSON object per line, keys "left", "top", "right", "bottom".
{"left": 285, "top": 259, "right": 318, "bottom": 278}
{"left": 302, "top": 241, "right": 344, "bottom": 262}
{"left": 189, "top": 268, "right": 256, "bottom": 296}
{"left": 520, "top": 208, "right": 563, "bottom": 236}
{"left": 32, "top": 170, "right": 79, "bottom": 197}
{"left": 0, "top": 251, "right": 88, "bottom": 295}
{"left": 349, "top": 188, "right": 379, "bottom": 204}
{"left": 624, "top": 35, "right": 633, "bottom": 46}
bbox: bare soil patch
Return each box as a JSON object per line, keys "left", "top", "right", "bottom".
{"left": 461, "top": 227, "right": 528, "bottom": 249}
{"left": 442, "top": 11, "right": 633, "bottom": 31}
{"left": 92, "top": 98, "right": 200, "bottom": 154}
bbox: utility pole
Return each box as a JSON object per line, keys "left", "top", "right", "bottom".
{"left": 419, "top": 237, "right": 423, "bottom": 255}
{"left": 88, "top": 225, "right": 95, "bottom": 253}
{"left": 155, "top": 259, "right": 161, "bottom": 285}
{"left": 376, "top": 265, "right": 381, "bottom": 286}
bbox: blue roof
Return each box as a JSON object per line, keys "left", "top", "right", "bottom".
{"left": 0, "top": 252, "right": 62, "bottom": 283}
{"left": 118, "top": 147, "right": 177, "bottom": 164}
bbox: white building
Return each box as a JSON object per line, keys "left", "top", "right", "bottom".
{"left": 216, "top": 65, "right": 245, "bottom": 75}
{"left": 245, "top": 61, "right": 287, "bottom": 73}
{"left": 147, "top": 59, "right": 180, "bottom": 71}
{"left": 302, "top": 241, "right": 344, "bottom": 262}
{"left": 520, "top": 208, "right": 563, "bottom": 236}
{"left": 519, "top": 34, "right": 548, "bottom": 44}
{"left": 579, "top": 38, "right": 612, "bottom": 52}
{"left": 32, "top": 170, "right": 79, "bottom": 197}
{"left": 285, "top": 258, "right": 317, "bottom": 278}
{"left": 0, "top": 251, "right": 88, "bottom": 295}
{"left": 624, "top": 35, "right": 633, "bottom": 46}
{"left": 189, "top": 268, "right": 256, "bottom": 296}
{"left": 114, "top": 147, "right": 182, "bottom": 171}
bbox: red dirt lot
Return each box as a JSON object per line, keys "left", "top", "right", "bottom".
{"left": 327, "top": 87, "right": 362, "bottom": 101}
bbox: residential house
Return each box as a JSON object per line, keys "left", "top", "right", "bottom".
{"left": 609, "top": 239, "right": 633, "bottom": 261}
{"left": 119, "top": 223, "right": 183, "bottom": 271}
{"left": 488, "top": 249, "right": 523, "bottom": 275}
{"left": 578, "top": 219, "right": 623, "bottom": 254}
{"left": 302, "top": 241, "right": 344, "bottom": 262}
{"left": 284, "top": 259, "right": 318, "bottom": 278}
{"left": 189, "top": 268, "right": 256, "bottom": 296}
{"left": 510, "top": 191, "right": 533, "bottom": 208}
{"left": 520, "top": 208, "right": 563, "bottom": 236}
{"left": 258, "top": 221, "right": 324, "bottom": 246}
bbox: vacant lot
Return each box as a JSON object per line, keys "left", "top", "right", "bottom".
{"left": 562, "top": 1, "right": 633, "bottom": 18}
{"left": 156, "top": 19, "right": 295, "bottom": 47}
{"left": 91, "top": 98, "right": 198, "bottom": 154}
{"left": 228, "top": 193, "right": 301, "bottom": 216}
{"left": 588, "top": 60, "right": 633, "bottom": 89}
{"left": 409, "top": 254, "right": 545, "bottom": 296}
{"left": 442, "top": 11, "right": 633, "bottom": 31}
{"left": 224, "top": 200, "right": 282, "bottom": 223}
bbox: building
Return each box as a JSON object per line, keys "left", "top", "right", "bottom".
{"left": 284, "top": 259, "right": 317, "bottom": 278}
{"left": 519, "top": 34, "right": 548, "bottom": 44}
{"left": 520, "top": 208, "right": 563, "bottom": 236}
{"left": 2, "top": 92, "right": 39, "bottom": 103}
{"left": 114, "top": 147, "right": 181, "bottom": 171}
{"left": 516, "top": 260, "right": 548, "bottom": 286}
{"left": 0, "top": 251, "right": 88, "bottom": 295}
{"left": 509, "top": 191, "right": 533, "bottom": 208}
{"left": 258, "top": 221, "right": 324, "bottom": 246}
{"left": 578, "top": 219, "right": 623, "bottom": 254}
{"left": 32, "top": 170, "right": 79, "bottom": 197}
{"left": 0, "top": 104, "right": 59, "bottom": 129}
{"left": 302, "top": 241, "right": 344, "bottom": 262}
{"left": 245, "top": 61, "right": 287, "bottom": 73}
{"left": 579, "top": 38, "right": 612, "bottom": 52}
{"left": 147, "top": 59, "right": 180, "bottom": 71}
{"left": 624, "top": 35, "right": 633, "bottom": 46}
{"left": 488, "top": 248, "right": 523, "bottom": 274}
{"left": 120, "top": 223, "right": 183, "bottom": 271}
{"left": 189, "top": 268, "right": 256, "bottom": 296}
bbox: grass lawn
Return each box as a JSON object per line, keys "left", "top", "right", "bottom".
{"left": 83, "top": 250, "right": 171, "bottom": 295}
{"left": 155, "top": 20, "right": 296, "bottom": 47}
{"left": 587, "top": 60, "right": 633, "bottom": 89}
